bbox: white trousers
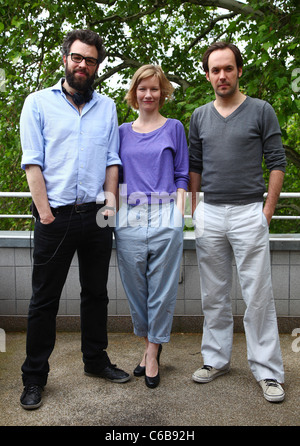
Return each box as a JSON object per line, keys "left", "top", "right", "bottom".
{"left": 194, "top": 201, "right": 284, "bottom": 382}
{"left": 115, "top": 202, "right": 184, "bottom": 344}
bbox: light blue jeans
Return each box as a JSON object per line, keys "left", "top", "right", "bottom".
{"left": 115, "top": 202, "right": 184, "bottom": 344}
{"left": 194, "top": 201, "right": 284, "bottom": 383}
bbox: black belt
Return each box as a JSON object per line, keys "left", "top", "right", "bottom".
{"left": 51, "top": 202, "right": 104, "bottom": 216}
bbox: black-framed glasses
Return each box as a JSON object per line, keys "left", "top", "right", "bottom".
{"left": 68, "top": 53, "right": 98, "bottom": 66}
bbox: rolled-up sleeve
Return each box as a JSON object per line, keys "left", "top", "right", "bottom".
{"left": 106, "top": 102, "right": 122, "bottom": 167}
{"left": 20, "top": 94, "right": 44, "bottom": 170}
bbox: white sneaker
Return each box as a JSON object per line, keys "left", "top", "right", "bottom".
{"left": 192, "top": 365, "right": 230, "bottom": 383}
{"left": 259, "top": 379, "right": 285, "bottom": 403}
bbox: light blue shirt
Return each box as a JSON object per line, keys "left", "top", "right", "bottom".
{"left": 20, "top": 79, "right": 121, "bottom": 208}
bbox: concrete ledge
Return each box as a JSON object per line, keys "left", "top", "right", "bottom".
{"left": 1, "top": 315, "right": 299, "bottom": 334}
{"left": 1, "top": 231, "right": 300, "bottom": 326}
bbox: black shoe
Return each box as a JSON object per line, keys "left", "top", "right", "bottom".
{"left": 134, "top": 344, "right": 162, "bottom": 377}
{"left": 133, "top": 364, "right": 145, "bottom": 377}
{"left": 20, "top": 385, "right": 43, "bottom": 410}
{"left": 144, "top": 351, "right": 161, "bottom": 389}
{"left": 84, "top": 364, "right": 130, "bottom": 383}
{"left": 145, "top": 372, "right": 160, "bottom": 389}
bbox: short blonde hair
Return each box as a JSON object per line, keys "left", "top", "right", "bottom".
{"left": 125, "top": 65, "right": 174, "bottom": 110}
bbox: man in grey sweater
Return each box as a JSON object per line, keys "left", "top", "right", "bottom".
{"left": 189, "top": 42, "right": 286, "bottom": 402}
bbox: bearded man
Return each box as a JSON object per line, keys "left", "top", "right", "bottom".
{"left": 19, "top": 29, "right": 130, "bottom": 410}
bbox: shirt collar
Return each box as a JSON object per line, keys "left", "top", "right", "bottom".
{"left": 51, "top": 78, "right": 98, "bottom": 112}
{"left": 51, "top": 78, "right": 97, "bottom": 100}
{"left": 51, "top": 78, "right": 65, "bottom": 93}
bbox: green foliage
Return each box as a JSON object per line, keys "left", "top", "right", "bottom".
{"left": 0, "top": 0, "right": 299, "bottom": 231}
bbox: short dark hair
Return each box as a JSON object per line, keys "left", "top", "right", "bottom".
{"left": 202, "top": 42, "right": 243, "bottom": 73}
{"left": 62, "top": 29, "right": 106, "bottom": 64}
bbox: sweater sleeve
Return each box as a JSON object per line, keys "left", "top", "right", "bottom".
{"left": 173, "top": 121, "right": 190, "bottom": 190}
{"left": 261, "top": 102, "right": 286, "bottom": 172}
{"left": 188, "top": 109, "right": 203, "bottom": 174}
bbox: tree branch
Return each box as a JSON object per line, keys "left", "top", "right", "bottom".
{"left": 185, "top": 0, "right": 264, "bottom": 17}
{"left": 276, "top": 203, "right": 300, "bottom": 214}
{"left": 94, "top": 60, "right": 140, "bottom": 86}
{"left": 187, "top": 12, "right": 237, "bottom": 51}
{"left": 94, "top": 0, "right": 118, "bottom": 5}
{"left": 90, "top": 0, "right": 166, "bottom": 25}
{"left": 91, "top": 0, "right": 263, "bottom": 25}
{"left": 165, "top": 73, "right": 191, "bottom": 91}
{"left": 284, "top": 144, "right": 300, "bottom": 168}
{"left": 95, "top": 55, "right": 191, "bottom": 92}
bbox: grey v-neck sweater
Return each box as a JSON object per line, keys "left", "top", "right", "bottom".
{"left": 188, "top": 96, "right": 286, "bottom": 205}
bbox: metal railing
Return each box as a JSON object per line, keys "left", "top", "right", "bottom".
{"left": 0, "top": 191, "right": 299, "bottom": 221}
{"left": 0, "top": 192, "right": 31, "bottom": 219}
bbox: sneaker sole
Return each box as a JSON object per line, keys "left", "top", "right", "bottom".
{"left": 84, "top": 371, "right": 131, "bottom": 383}
{"left": 192, "top": 368, "right": 230, "bottom": 383}
{"left": 263, "top": 392, "right": 285, "bottom": 403}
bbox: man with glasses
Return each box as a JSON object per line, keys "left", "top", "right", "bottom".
{"left": 19, "top": 29, "right": 130, "bottom": 410}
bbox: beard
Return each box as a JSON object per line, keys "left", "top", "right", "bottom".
{"left": 65, "top": 61, "right": 95, "bottom": 92}
{"left": 215, "top": 76, "right": 240, "bottom": 98}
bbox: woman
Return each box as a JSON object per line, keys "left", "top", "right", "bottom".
{"left": 115, "top": 65, "right": 189, "bottom": 388}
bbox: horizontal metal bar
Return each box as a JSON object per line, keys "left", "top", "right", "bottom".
{"left": 1, "top": 215, "right": 299, "bottom": 220}
{"left": 272, "top": 216, "right": 300, "bottom": 220}
{"left": 0, "top": 192, "right": 31, "bottom": 197}
{"left": 1, "top": 191, "right": 300, "bottom": 198}
{"left": 0, "top": 215, "right": 32, "bottom": 218}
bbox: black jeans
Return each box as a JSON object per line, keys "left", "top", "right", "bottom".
{"left": 21, "top": 205, "right": 112, "bottom": 387}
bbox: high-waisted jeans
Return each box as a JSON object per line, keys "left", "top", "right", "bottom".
{"left": 115, "top": 202, "right": 184, "bottom": 344}
{"left": 194, "top": 201, "right": 284, "bottom": 383}
{"left": 21, "top": 205, "right": 112, "bottom": 386}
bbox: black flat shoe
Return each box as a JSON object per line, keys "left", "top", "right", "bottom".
{"left": 134, "top": 344, "right": 162, "bottom": 377}
{"left": 145, "top": 372, "right": 160, "bottom": 389}
{"left": 144, "top": 351, "right": 160, "bottom": 389}
{"left": 133, "top": 364, "right": 145, "bottom": 377}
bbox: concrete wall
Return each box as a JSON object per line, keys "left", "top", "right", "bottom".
{"left": 0, "top": 231, "right": 300, "bottom": 333}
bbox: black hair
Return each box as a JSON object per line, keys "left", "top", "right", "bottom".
{"left": 202, "top": 42, "right": 243, "bottom": 72}
{"left": 62, "top": 29, "right": 106, "bottom": 64}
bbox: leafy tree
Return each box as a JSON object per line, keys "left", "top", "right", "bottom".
{"left": 0, "top": 0, "right": 299, "bottom": 231}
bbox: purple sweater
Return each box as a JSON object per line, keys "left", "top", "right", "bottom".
{"left": 119, "top": 119, "right": 189, "bottom": 205}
